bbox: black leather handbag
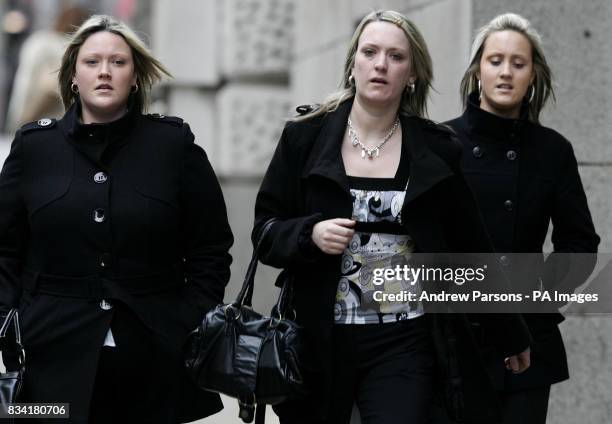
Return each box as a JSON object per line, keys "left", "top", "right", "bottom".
{"left": 1, "top": 309, "right": 25, "bottom": 418}
{"left": 184, "top": 219, "right": 306, "bottom": 423}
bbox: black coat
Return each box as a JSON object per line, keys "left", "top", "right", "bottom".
{"left": 253, "top": 99, "right": 532, "bottom": 422}
{"left": 0, "top": 103, "right": 234, "bottom": 422}
{"left": 445, "top": 93, "right": 600, "bottom": 391}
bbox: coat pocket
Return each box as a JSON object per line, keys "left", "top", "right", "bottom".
{"left": 24, "top": 176, "right": 71, "bottom": 218}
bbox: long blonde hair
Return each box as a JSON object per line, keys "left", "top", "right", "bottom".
{"left": 58, "top": 15, "right": 172, "bottom": 113}
{"left": 460, "top": 13, "right": 554, "bottom": 123}
{"left": 294, "top": 10, "right": 433, "bottom": 121}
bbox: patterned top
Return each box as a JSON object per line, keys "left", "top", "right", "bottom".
{"left": 334, "top": 150, "right": 424, "bottom": 325}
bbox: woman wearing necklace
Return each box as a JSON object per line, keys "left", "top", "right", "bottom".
{"left": 441, "top": 13, "right": 600, "bottom": 424}
{"left": 253, "top": 10, "right": 532, "bottom": 424}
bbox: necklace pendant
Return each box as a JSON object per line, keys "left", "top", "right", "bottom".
{"left": 375, "top": 148, "right": 380, "bottom": 158}
{"left": 361, "top": 149, "right": 366, "bottom": 159}
{"left": 352, "top": 137, "right": 358, "bottom": 147}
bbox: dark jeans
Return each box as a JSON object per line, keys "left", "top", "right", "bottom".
{"left": 279, "top": 316, "right": 435, "bottom": 424}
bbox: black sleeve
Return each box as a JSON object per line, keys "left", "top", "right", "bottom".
{"left": 253, "top": 124, "right": 324, "bottom": 269}
{"left": 179, "top": 124, "right": 234, "bottom": 325}
{"left": 542, "top": 139, "right": 600, "bottom": 293}
{"left": 0, "top": 131, "right": 28, "bottom": 309}
{"left": 439, "top": 136, "right": 531, "bottom": 357}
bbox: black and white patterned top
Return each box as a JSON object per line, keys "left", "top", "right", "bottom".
{"left": 334, "top": 148, "right": 424, "bottom": 324}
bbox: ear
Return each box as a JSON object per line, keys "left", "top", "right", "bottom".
{"left": 407, "top": 72, "right": 416, "bottom": 85}
{"left": 131, "top": 73, "right": 137, "bottom": 86}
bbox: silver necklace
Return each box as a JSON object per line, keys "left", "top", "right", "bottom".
{"left": 347, "top": 116, "right": 400, "bottom": 159}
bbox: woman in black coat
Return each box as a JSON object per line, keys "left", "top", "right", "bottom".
{"left": 253, "top": 10, "right": 531, "bottom": 424}
{"left": 443, "top": 13, "right": 600, "bottom": 424}
{"left": 0, "top": 15, "right": 233, "bottom": 423}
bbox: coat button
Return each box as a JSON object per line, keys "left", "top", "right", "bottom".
{"left": 100, "top": 253, "right": 112, "bottom": 268}
{"left": 93, "top": 172, "right": 108, "bottom": 183}
{"left": 99, "top": 299, "right": 113, "bottom": 310}
{"left": 504, "top": 200, "right": 514, "bottom": 211}
{"left": 506, "top": 150, "right": 517, "bottom": 161}
{"left": 93, "top": 208, "right": 106, "bottom": 223}
{"left": 500, "top": 255, "right": 510, "bottom": 266}
{"left": 472, "top": 146, "right": 483, "bottom": 158}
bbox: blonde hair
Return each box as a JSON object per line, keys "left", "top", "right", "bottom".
{"left": 58, "top": 15, "right": 172, "bottom": 113}
{"left": 460, "top": 13, "right": 554, "bottom": 123}
{"left": 294, "top": 10, "right": 433, "bottom": 121}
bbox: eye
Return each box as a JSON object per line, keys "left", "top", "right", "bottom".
{"left": 513, "top": 63, "right": 525, "bottom": 69}
{"left": 489, "top": 59, "right": 501, "bottom": 66}
{"left": 362, "top": 48, "right": 375, "bottom": 57}
{"left": 113, "top": 59, "right": 126, "bottom": 65}
{"left": 390, "top": 53, "right": 404, "bottom": 61}
{"left": 85, "top": 59, "right": 98, "bottom": 65}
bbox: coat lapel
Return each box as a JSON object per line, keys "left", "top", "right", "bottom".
{"left": 298, "top": 100, "right": 456, "bottom": 220}
{"left": 301, "top": 100, "right": 352, "bottom": 193}
{"left": 401, "top": 115, "right": 455, "bottom": 206}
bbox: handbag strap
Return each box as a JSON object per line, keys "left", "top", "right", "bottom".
{"left": 255, "top": 404, "right": 266, "bottom": 424}
{"left": 0, "top": 308, "right": 26, "bottom": 373}
{"left": 235, "top": 218, "right": 277, "bottom": 307}
{"left": 271, "top": 271, "right": 296, "bottom": 320}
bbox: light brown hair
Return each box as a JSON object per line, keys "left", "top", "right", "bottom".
{"left": 58, "top": 14, "right": 172, "bottom": 113}
{"left": 460, "top": 13, "right": 555, "bottom": 123}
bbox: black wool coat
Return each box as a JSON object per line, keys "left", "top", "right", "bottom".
{"left": 445, "top": 93, "right": 600, "bottom": 391}
{"left": 0, "top": 103, "right": 233, "bottom": 422}
{"left": 253, "top": 99, "right": 532, "bottom": 422}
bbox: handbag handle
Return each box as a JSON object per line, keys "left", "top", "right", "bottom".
{"left": 271, "top": 271, "right": 295, "bottom": 321}
{"left": 234, "top": 218, "right": 278, "bottom": 308}
{"left": 0, "top": 308, "right": 26, "bottom": 372}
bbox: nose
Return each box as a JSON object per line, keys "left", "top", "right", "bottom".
{"left": 374, "top": 54, "right": 387, "bottom": 72}
{"left": 500, "top": 61, "right": 512, "bottom": 78}
{"left": 99, "top": 60, "right": 111, "bottom": 79}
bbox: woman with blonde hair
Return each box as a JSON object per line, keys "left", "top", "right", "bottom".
{"left": 443, "top": 12, "right": 599, "bottom": 423}
{"left": 253, "top": 9, "right": 531, "bottom": 424}
{"left": 0, "top": 15, "right": 233, "bottom": 423}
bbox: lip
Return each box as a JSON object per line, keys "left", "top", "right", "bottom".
{"left": 496, "top": 84, "right": 513, "bottom": 90}
{"left": 370, "top": 78, "right": 388, "bottom": 85}
{"left": 95, "top": 84, "right": 113, "bottom": 90}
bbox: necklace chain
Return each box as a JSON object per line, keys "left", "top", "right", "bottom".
{"left": 347, "top": 116, "right": 400, "bottom": 159}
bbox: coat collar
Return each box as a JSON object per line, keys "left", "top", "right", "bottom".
{"left": 463, "top": 91, "right": 527, "bottom": 143}
{"left": 58, "top": 97, "right": 138, "bottom": 144}
{"left": 301, "top": 98, "right": 454, "bottom": 204}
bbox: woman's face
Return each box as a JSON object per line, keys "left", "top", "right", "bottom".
{"left": 478, "top": 30, "right": 534, "bottom": 119}
{"left": 352, "top": 21, "right": 415, "bottom": 109}
{"left": 72, "top": 31, "right": 136, "bottom": 123}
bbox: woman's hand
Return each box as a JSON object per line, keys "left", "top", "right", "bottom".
{"left": 505, "top": 346, "right": 531, "bottom": 373}
{"left": 311, "top": 218, "right": 355, "bottom": 255}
